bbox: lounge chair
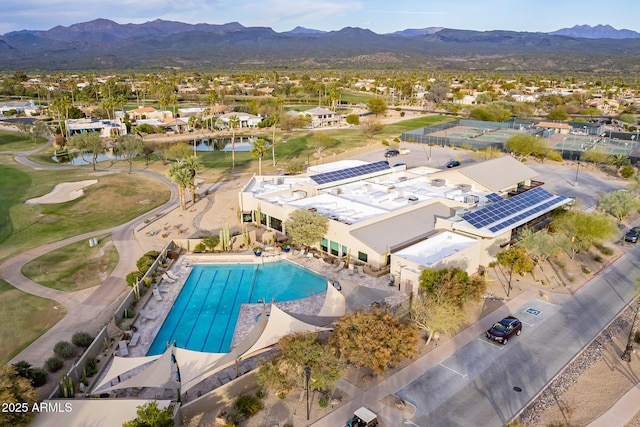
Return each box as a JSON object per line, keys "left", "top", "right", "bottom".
{"left": 153, "top": 288, "right": 162, "bottom": 301}
{"left": 161, "top": 273, "right": 176, "bottom": 284}
{"left": 348, "top": 263, "right": 355, "bottom": 275}
{"left": 129, "top": 333, "right": 140, "bottom": 346}
{"left": 357, "top": 265, "right": 365, "bottom": 277}
{"left": 166, "top": 271, "right": 180, "bottom": 280}
{"left": 158, "top": 285, "right": 170, "bottom": 293}
{"left": 140, "top": 309, "right": 157, "bottom": 321}
{"left": 334, "top": 263, "right": 345, "bottom": 273}
{"left": 118, "top": 340, "right": 129, "bottom": 357}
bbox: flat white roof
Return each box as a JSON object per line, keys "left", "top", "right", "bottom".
{"left": 395, "top": 231, "right": 478, "bottom": 266}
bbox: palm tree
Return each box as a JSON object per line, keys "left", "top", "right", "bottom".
{"left": 250, "top": 138, "right": 269, "bottom": 175}
{"left": 182, "top": 156, "right": 204, "bottom": 205}
{"left": 228, "top": 114, "right": 240, "bottom": 173}
{"left": 169, "top": 161, "right": 192, "bottom": 210}
{"left": 271, "top": 113, "right": 280, "bottom": 167}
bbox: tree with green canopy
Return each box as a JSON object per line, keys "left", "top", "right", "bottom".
{"left": 552, "top": 211, "right": 619, "bottom": 258}
{"left": 122, "top": 401, "right": 174, "bottom": 427}
{"left": 366, "top": 97, "right": 387, "bottom": 116}
{"left": 419, "top": 267, "right": 486, "bottom": 307}
{"left": 283, "top": 209, "right": 329, "bottom": 248}
{"left": 116, "top": 134, "right": 143, "bottom": 174}
{"left": 257, "top": 332, "right": 342, "bottom": 398}
{"left": 409, "top": 295, "right": 466, "bottom": 346}
{"left": 250, "top": 138, "right": 269, "bottom": 175}
{"left": 66, "top": 132, "right": 105, "bottom": 171}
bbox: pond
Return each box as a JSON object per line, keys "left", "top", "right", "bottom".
{"left": 191, "top": 136, "right": 272, "bottom": 152}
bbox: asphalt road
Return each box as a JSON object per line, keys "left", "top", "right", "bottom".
{"left": 396, "top": 246, "right": 640, "bottom": 427}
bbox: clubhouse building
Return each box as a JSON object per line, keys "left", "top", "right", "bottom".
{"left": 239, "top": 156, "right": 571, "bottom": 294}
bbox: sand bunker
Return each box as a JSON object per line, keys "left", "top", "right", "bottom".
{"left": 25, "top": 180, "right": 98, "bottom": 204}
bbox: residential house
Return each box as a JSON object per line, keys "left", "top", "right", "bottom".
{"left": 305, "top": 107, "right": 340, "bottom": 128}
{"left": 66, "top": 118, "right": 127, "bottom": 138}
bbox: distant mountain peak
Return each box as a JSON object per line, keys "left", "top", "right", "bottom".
{"left": 285, "top": 26, "right": 326, "bottom": 35}
{"left": 549, "top": 24, "right": 640, "bottom": 39}
{"left": 392, "top": 27, "right": 444, "bottom": 37}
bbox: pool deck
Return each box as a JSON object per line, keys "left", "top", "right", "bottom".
{"left": 100, "top": 252, "right": 405, "bottom": 400}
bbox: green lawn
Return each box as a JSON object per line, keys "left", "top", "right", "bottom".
{"left": 0, "top": 130, "right": 47, "bottom": 151}
{"left": 22, "top": 234, "right": 119, "bottom": 292}
{"left": 0, "top": 279, "right": 65, "bottom": 365}
{"left": 0, "top": 163, "right": 170, "bottom": 262}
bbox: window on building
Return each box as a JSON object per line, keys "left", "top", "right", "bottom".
{"left": 242, "top": 212, "right": 253, "bottom": 223}
{"left": 259, "top": 212, "right": 267, "bottom": 226}
{"left": 269, "top": 216, "right": 282, "bottom": 231}
{"left": 358, "top": 251, "right": 368, "bottom": 263}
{"left": 330, "top": 241, "right": 339, "bottom": 256}
{"left": 341, "top": 245, "right": 348, "bottom": 257}
{"left": 321, "top": 238, "right": 328, "bottom": 252}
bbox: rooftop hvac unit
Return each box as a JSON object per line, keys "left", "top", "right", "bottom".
{"left": 398, "top": 176, "right": 408, "bottom": 182}
{"left": 408, "top": 195, "right": 419, "bottom": 205}
{"left": 331, "top": 188, "right": 342, "bottom": 195}
{"left": 463, "top": 194, "right": 479, "bottom": 204}
{"left": 276, "top": 177, "right": 284, "bottom": 185}
{"left": 431, "top": 179, "right": 445, "bottom": 187}
{"left": 458, "top": 184, "right": 472, "bottom": 193}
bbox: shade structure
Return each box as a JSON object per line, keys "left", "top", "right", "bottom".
{"left": 92, "top": 354, "right": 160, "bottom": 392}
{"left": 101, "top": 349, "right": 177, "bottom": 393}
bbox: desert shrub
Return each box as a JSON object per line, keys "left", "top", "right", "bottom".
{"left": 46, "top": 357, "right": 64, "bottom": 372}
{"left": 193, "top": 243, "right": 206, "bottom": 253}
{"left": 136, "top": 256, "right": 154, "bottom": 273}
{"left": 143, "top": 250, "right": 160, "bottom": 259}
{"left": 233, "top": 395, "right": 264, "bottom": 418}
{"left": 255, "top": 388, "right": 265, "bottom": 399}
{"left": 12, "top": 360, "right": 32, "bottom": 378}
{"left": 620, "top": 165, "right": 635, "bottom": 179}
{"left": 123, "top": 308, "right": 136, "bottom": 319}
{"left": 634, "top": 330, "right": 640, "bottom": 343}
{"left": 54, "top": 341, "right": 76, "bottom": 359}
{"left": 285, "top": 159, "right": 305, "bottom": 175}
{"left": 595, "top": 243, "right": 614, "bottom": 256}
{"left": 345, "top": 114, "right": 359, "bottom": 125}
{"left": 84, "top": 358, "right": 98, "bottom": 377}
{"left": 126, "top": 270, "right": 144, "bottom": 286}
{"left": 29, "top": 368, "right": 48, "bottom": 387}
{"left": 318, "top": 398, "right": 328, "bottom": 408}
{"left": 593, "top": 254, "right": 603, "bottom": 263}
{"left": 72, "top": 331, "right": 94, "bottom": 348}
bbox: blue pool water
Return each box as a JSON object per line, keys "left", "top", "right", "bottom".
{"left": 147, "top": 261, "right": 326, "bottom": 355}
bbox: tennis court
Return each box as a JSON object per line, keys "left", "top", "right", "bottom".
{"left": 435, "top": 126, "right": 522, "bottom": 145}
{"left": 550, "top": 135, "right": 636, "bottom": 155}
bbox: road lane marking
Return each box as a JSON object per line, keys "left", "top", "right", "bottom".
{"left": 439, "top": 363, "right": 468, "bottom": 378}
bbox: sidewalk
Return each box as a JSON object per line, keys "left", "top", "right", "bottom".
{"left": 587, "top": 382, "right": 640, "bottom": 427}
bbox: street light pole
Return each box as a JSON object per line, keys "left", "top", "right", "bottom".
{"left": 397, "top": 261, "right": 404, "bottom": 291}
{"left": 574, "top": 161, "right": 580, "bottom": 187}
{"left": 304, "top": 366, "right": 311, "bottom": 420}
{"left": 507, "top": 261, "right": 515, "bottom": 297}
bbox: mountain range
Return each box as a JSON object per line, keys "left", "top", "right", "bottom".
{"left": 1, "top": 19, "right": 639, "bottom": 72}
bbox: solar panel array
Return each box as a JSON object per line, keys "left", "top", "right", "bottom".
{"left": 310, "top": 161, "right": 391, "bottom": 185}
{"left": 464, "top": 187, "right": 568, "bottom": 233}
{"left": 485, "top": 193, "right": 503, "bottom": 202}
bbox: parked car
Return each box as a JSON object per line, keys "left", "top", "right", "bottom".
{"left": 346, "top": 407, "right": 378, "bottom": 427}
{"left": 624, "top": 227, "right": 640, "bottom": 243}
{"left": 384, "top": 149, "right": 400, "bottom": 157}
{"left": 486, "top": 316, "right": 522, "bottom": 344}
{"left": 399, "top": 148, "right": 411, "bottom": 155}
{"left": 446, "top": 159, "right": 461, "bottom": 168}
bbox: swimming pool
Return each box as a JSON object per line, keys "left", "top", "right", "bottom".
{"left": 147, "top": 260, "right": 326, "bottom": 355}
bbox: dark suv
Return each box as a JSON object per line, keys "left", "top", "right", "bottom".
{"left": 384, "top": 149, "right": 400, "bottom": 157}
{"left": 624, "top": 227, "right": 640, "bottom": 243}
{"left": 486, "top": 316, "right": 522, "bottom": 344}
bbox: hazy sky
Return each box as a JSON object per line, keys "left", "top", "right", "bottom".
{"left": 2, "top": 0, "right": 639, "bottom": 35}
